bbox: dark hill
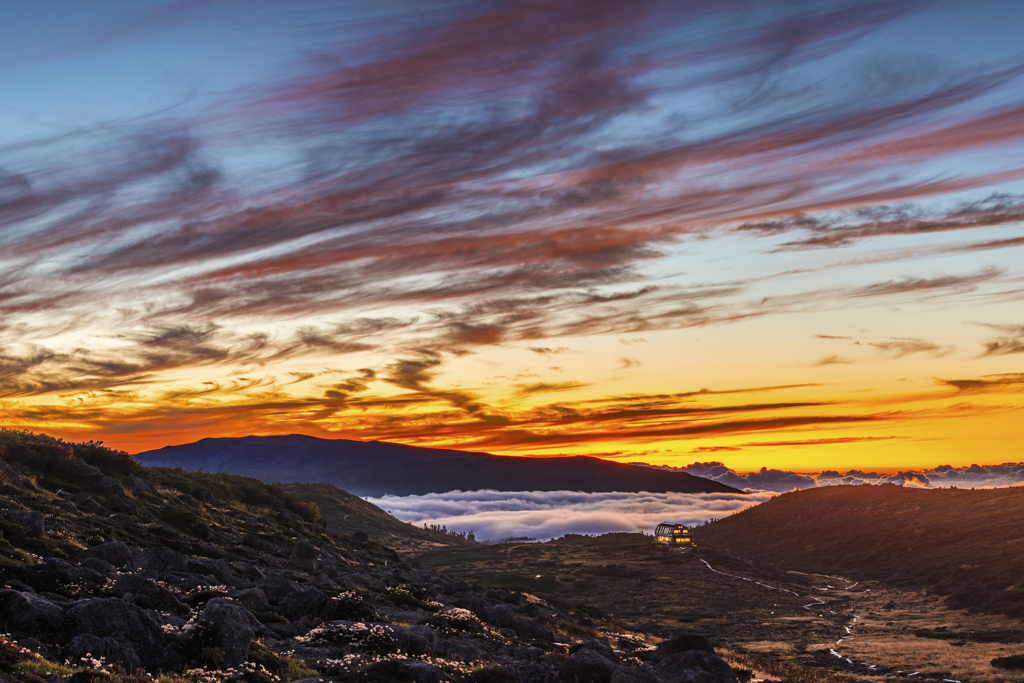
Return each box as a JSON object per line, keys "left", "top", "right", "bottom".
{"left": 135, "top": 434, "right": 742, "bottom": 496}
{"left": 0, "top": 428, "right": 748, "bottom": 683}
{"left": 697, "top": 483, "right": 1024, "bottom": 616}
{"left": 280, "top": 482, "right": 475, "bottom": 553}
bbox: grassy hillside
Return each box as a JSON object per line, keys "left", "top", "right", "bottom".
{"left": 696, "top": 484, "right": 1024, "bottom": 616}
{"left": 281, "top": 482, "right": 475, "bottom": 552}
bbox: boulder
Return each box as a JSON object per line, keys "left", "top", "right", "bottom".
{"left": 66, "top": 635, "right": 141, "bottom": 671}
{"left": 187, "top": 557, "right": 234, "bottom": 585}
{"left": 276, "top": 509, "right": 303, "bottom": 525}
{"left": 611, "top": 666, "right": 667, "bottom": 683}
{"left": 104, "top": 494, "right": 137, "bottom": 513}
{"left": 0, "top": 590, "right": 64, "bottom": 633}
{"left": 290, "top": 539, "right": 319, "bottom": 571}
{"left": 428, "top": 636, "right": 479, "bottom": 662}
{"left": 576, "top": 637, "right": 619, "bottom": 663}
{"left": 122, "top": 474, "right": 156, "bottom": 495}
{"left": 243, "top": 533, "right": 275, "bottom": 553}
{"left": 196, "top": 488, "right": 217, "bottom": 505}
{"left": 658, "top": 633, "right": 714, "bottom": 655}
{"left": 561, "top": 648, "right": 617, "bottom": 683}
{"left": 6, "top": 510, "right": 45, "bottom": 536}
{"left": 198, "top": 597, "right": 263, "bottom": 668}
{"left": 655, "top": 650, "right": 737, "bottom": 683}
{"left": 358, "top": 661, "right": 448, "bottom": 683}
{"left": 96, "top": 477, "right": 125, "bottom": 497}
{"left": 278, "top": 585, "right": 332, "bottom": 620}
{"left": 80, "top": 557, "right": 116, "bottom": 576}
{"left": 234, "top": 588, "right": 270, "bottom": 612}
{"left": 67, "top": 597, "right": 179, "bottom": 671}
{"left": 78, "top": 540, "right": 133, "bottom": 568}
{"left": 133, "top": 546, "right": 187, "bottom": 575}
{"left": 259, "top": 574, "right": 301, "bottom": 603}
{"left": 518, "top": 663, "right": 562, "bottom": 683}
{"left": 485, "top": 604, "right": 520, "bottom": 630}
{"left": 111, "top": 574, "right": 186, "bottom": 612}
{"left": 45, "top": 558, "right": 103, "bottom": 585}
{"left": 77, "top": 497, "right": 105, "bottom": 514}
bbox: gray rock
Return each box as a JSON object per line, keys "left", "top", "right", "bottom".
{"left": 6, "top": 510, "right": 44, "bottom": 536}
{"left": 276, "top": 510, "right": 302, "bottom": 525}
{"left": 485, "top": 604, "right": 520, "bottom": 630}
{"left": 96, "top": 477, "right": 125, "bottom": 497}
{"left": 278, "top": 585, "right": 331, "bottom": 619}
{"left": 45, "top": 558, "right": 103, "bottom": 585}
{"left": 67, "top": 597, "right": 179, "bottom": 671}
{"left": 561, "top": 649, "right": 617, "bottom": 683}
{"left": 0, "top": 590, "right": 65, "bottom": 632}
{"left": 187, "top": 557, "right": 234, "bottom": 585}
{"left": 243, "top": 533, "right": 275, "bottom": 552}
{"left": 429, "top": 636, "right": 479, "bottom": 662}
{"left": 122, "top": 474, "right": 156, "bottom": 495}
{"left": 133, "top": 546, "right": 187, "bottom": 575}
{"left": 104, "top": 494, "right": 137, "bottom": 514}
{"left": 290, "top": 539, "right": 318, "bottom": 571}
{"left": 112, "top": 574, "right": 186, "bottom": 612}
{"left": 80, "top": 557, "right": 116, "bottom": 576}
{"left": 361, "top": 661, "right": 448, "bottom": 683}
{"left": 259, "top": 574, "right": 301, "bottom": 603}
{"left": 518, "top": 663, "right": 561, "bottom": 683}
{"left": 78, "top": 540, "right": 133, "bottom": 568}
{"left": 199, "top": 597, "right": 263, "bottom": 668}
{"left": 658, "top": 633, "right": 714, "bottom": 655}
{"left": 3, "top": 580, "right": 34, "bottom": 593}
{"left": 196, "top": 488, "right": 217, "bottom": 505}
{"left": 611, "top": 665, "right": 667, "bottom": 683}
{"left": 234, "top": 588, "right": 270, "bottom": 611}
{"left": 517, "top": 618, "right": 555, "bottom": 643}
{"left": 577, "top": 637, "right": 619, "bottom": 662}
{"left": 66, "top": 634, "right": 141, "bottom": 671}
{"left": 655, "top": 651, "right": 737, "bottom": 683}
{"left": 77, "top": 497, "right": 105, "bottom": 514}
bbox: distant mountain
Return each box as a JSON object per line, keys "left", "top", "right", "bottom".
{"left": 697, "top": 483, "right": 1024, "bottom": 617}
{"left": 134, "top": 434, "right": 743, "bottom": 496}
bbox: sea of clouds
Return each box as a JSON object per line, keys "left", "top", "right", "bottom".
{"left": 366, "top": 461, "right": 1024, "bottom": 542}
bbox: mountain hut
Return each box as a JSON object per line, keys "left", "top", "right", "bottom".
{"left": 654, "top": 522, "right": 694, "bottom": 547}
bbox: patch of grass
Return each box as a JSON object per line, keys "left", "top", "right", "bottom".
{"left": 247, "top": 641, "right": 318, "bottom": 681}
{"left": 558, "top": 620, "right": 598, "bottom": 640}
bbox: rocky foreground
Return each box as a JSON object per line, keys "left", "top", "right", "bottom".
{"left": 0, "top": 432, "right": 741, "bottom": 683}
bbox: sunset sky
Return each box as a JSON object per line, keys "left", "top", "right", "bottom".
{"left": 2, "top": 0, "right": 1023, "bottom": 472}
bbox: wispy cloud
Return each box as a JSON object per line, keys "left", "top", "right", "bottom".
{"left": 3, "top": 0, "right": 1024, "bottom": 454}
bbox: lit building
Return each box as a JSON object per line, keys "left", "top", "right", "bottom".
{"left": 654, "top": 522, "right": 694, "bottom": 547}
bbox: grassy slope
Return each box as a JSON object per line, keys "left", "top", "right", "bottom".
{"left": 280, "top": 482, "right": 474, "bottom": 552}
{"left": 696, "top": 483, "right": 1024, "bottom": 616}
{"left": 415, "top": 533, "right": 823, "bottom": 641}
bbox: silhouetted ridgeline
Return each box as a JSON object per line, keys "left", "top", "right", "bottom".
{"left": 696, "top": 483, "right": 1024, "bottom": 616}
{"left": 135, "top": 434, "right": 743, "bottom": 496}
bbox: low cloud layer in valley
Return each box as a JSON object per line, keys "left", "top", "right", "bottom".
{"left": 673, "top": 460, "right": 1024, "bottom": 491}
{"left": 367, "top": 489, "right": 775, "bottom": 542}
{"left": 367, "top": 461, "right": 1024, "bottom": 540}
